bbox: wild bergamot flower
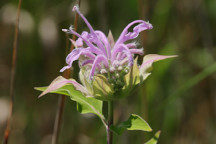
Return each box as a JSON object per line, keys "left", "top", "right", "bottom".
{"left": 39, "top": 5, "right": 176, "bottom": 101}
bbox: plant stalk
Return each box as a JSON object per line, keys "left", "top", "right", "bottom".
{"left": 51, "top": 1, "right": 81, "bottom": 144}
{"left": 107, "top": 101, "right": 114, "bottom": 144}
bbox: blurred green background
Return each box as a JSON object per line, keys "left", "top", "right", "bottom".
{"left": 0, "top": 0, "right": 216, "bottom": 143}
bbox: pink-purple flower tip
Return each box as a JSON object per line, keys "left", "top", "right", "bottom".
{"left": 72, "top": 5, "right": 79, "bottom": 12}
{"left": 147, "top": 22, "right": 153, "bottom": 29}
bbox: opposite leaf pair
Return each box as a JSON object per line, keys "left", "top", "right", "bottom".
{"left": 36, "top": 80, "right": 160, "bottom": 143}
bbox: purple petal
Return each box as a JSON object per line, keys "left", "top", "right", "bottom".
{"left": 60, "top": 66, "right": 71, "bottom": 72}
{"left": 81, "top": 59, "right": 94, "bottom": 66}
{"left": 72, "top": 6, "right": 107, "bottom": 56}
{"left": 80, "top": 51, "right": 96, "bottom": 59}
{"left": 115, "top": 20, "right": 152, "bottom": 45}
{"left": 119, "top": 53, "right": 127, "bottom": 60}
{"left": 116, "top": 52, "right": 123, "bottom": 60}
{"left": 65, "top": 48, "right": 82, "bottom": 63}
{"left": 126, "top": 43, "right": 137, "bottom": 49}
{"left": 130, "top": 48, "right": 144, "bottom": 55}
{"left": 116, "top": 53, "right": 128, "bottom": 61}
{"left": 81, "top": 31, "right": 108, "bottom": 56}
{"left": 90, "top": 55, "right": 109, "bottom": 79}
{"left": 119, "top": 58, "right": 128, "bottom": 66}
{"left": 73, "top": 6, "right": 95, "bottom": 35}
{"left": 95, "top": 30, "right": 111, "bottom": 59}
{"left": 111, "top": 44, "right": 133, "bottom": 67}
{"left": 62, "top": 29, "right": 104, "bottom": 55}
{"left": 60, "top": 48, "right": 96, "bottom": 72}
{"left": 76, "top": 31, "right": 88, "bottom": 47}
{"left": 60, "top": 48, "right": 83, "bottom": 72}
{"left": 76, "top": 38, "right": 83, "bottom": 48}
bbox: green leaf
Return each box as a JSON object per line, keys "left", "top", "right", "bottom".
{"left": 140, "top": 54, "right": 177, "bottom": 81}
{"left": 145, "top": 131, "right": 161, "bottom": 144}
{"left": 35, "top": 86, "right": 69, "bottom": 96}
{"left": 110, "top": 114, "right": 152, "bottom": 135}
{"left": 35, "top": 78, "right": 105, "bottom": 121}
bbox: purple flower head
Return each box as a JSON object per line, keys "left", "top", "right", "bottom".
{"left": 37, "top": 6, "right": 176, "bottom": 101}
{"left": 61, "top": 5, "right": 153, "bottom": 80}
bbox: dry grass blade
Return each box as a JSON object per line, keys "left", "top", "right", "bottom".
{"left": 2, "top": 0, "right": 22, "bottom": 144}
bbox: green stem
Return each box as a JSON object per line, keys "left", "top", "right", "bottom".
{"left": 107, "top": 101, "right": 113, "bottom": 144}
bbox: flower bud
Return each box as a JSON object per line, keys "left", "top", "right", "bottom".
{"left": 109, "top": 66, "right": 115, "bottom": 73}
{"left": 100, "top": 69, "right": 107, "bottom": 74}
{"left": 117, "top": 66, "right": 123, "bottom": 71}
{"left": 115, "top": 73, "right": 120, "bottom": 78}
{"left": 124, "top": 68, "right": 129, "bottom": 74}
{"left": 113, "top": 60, "right": 120, "bottom": 68}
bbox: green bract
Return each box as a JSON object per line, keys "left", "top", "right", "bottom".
{"left": 36, "top": 54, "right": 176, "bottom": 101}
{"left": 79, "top": 66, "right": 115, "bottom": 101}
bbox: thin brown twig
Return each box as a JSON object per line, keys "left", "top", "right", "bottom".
{"left": 51, "top": 1, "right": 81, "bottom": 144}
{"left": 2, "top": 0, "right": 22, "bottom": 144}
{"left": 71, "top": 0, "right": 81, "bottom": 51}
